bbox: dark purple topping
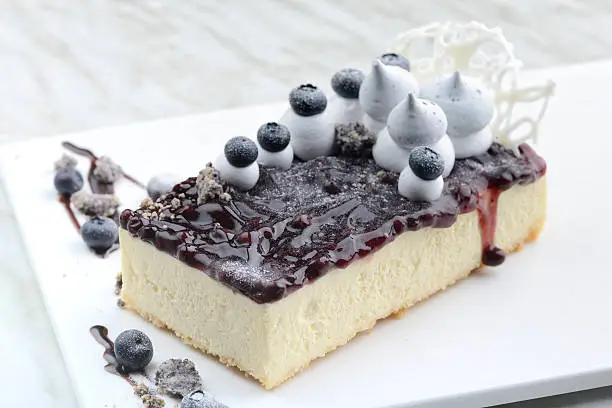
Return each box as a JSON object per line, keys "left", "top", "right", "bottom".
{"left": 334, "top": 122, "right": 376, "bottom": 159}
{"left": 224, "top": 136, "right": 258, "bottom": 168}
{"left": 331, "top": 68, "right": 365, "bottom": 99}
{"left": 409, "top": 146, "right": 445, "bottom": 181}
{"left": 54, "top": 167, "right": 84, "bottom": 196}
{"left": 120, "top": 143, "right": 546, "bottom": 304}
{"left": 380, "top": 52, "right": 411, "bottom": 71}
{"left": 257, "top": 122, "right": 291, "bottom": 153}
{"left": 81, "top": 216, "right": 119, "bottom": 254}
{"left": 289, "top": 84, "right": 327, "bottom": 116}
{"left": 155, "top": 359, "right": 202, "bottom": 397}
{"left": 113, "top": 329, "right": 154, "bottom": 373}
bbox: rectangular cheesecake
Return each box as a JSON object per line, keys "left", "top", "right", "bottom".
{"left": 119, "top": 143, "right": 546, "bottom": 389}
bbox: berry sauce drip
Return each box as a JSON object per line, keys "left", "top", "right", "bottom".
{"left": 89, "top": 325, "right": 137, "bottom": 386}
{"left": 120, "top": 143, "right": 546, "bottom": 304}
{"left": 477, "top": 188, "right": 504, "bottom": 266}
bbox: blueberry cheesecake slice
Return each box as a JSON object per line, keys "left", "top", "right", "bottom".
{"left": 119, "top": 63, "right": 548, "bottom": 389}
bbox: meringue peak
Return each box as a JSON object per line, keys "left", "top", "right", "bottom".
{"left": 407, "top": 93, "right": 417, "bottom": 112}
{"left": 359, "top": 57, "right": 420, "bottom": 125}
{"left": 387, "top": 95, "right": 447, "bottom": 148}
{"left": 451, "top": 71, "right": 462, "bottom": 89}
{"left": 420, "top": 72, "right": 494, "bottom": 137}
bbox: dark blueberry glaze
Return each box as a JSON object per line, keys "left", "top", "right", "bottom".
{"left": 120, "top": 143, "right": 546, "bottom": 304}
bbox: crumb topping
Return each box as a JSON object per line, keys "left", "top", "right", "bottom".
{"left": 54, "top": 154, "right": 77, "bottom": 171}
{"left": 195, "top": 163, "right": 232, "bottom": 205}
{"left": 155, "top": 358, "right": 202, "bottom": 397}
{"left": 133, "top": 383, "right": 165, "bottom": 407}
{"left": 93, "top": 156, "right": 123, "bottom": 183}
{"left": 72, "top": 190, "right": 120, "bottom": 217}
{"left": 334, "top": 122, "right": 376, "bottom": 158}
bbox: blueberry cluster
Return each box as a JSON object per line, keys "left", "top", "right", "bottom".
{"left": 53, "top": 153, "right": 119, "bottom": 254}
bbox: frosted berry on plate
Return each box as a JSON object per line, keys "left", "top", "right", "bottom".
{"left": 81, "top": 216, "right": 118, "bottom": 253}
{"left": 54, "top": 167, "right": 84, "bottom": 196}
{"left": 113, "top": 329, "right": 154, "bottom": 373}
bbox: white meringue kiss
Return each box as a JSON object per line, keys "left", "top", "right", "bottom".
{"left": 398, "top": 165, "right": 444, "bottom": 201}
{"left": 420, "top": 72, "right": 494, "bottom": 138}
{"left": 279, "top": 109, "right": 335, "bottom": 161}
{"left": 373, "top": 128, "right": 455, "bottom": 177}
{"left": 213, "top": 154, "right": 259, "bottom": 191}
{"left": 327, "top": 94, "right": 364, "bottom": 125}
{"left": 257, "top": 143, "right": 294, "bottom": 170}
{"left": 387, "top": 94, "right": 447, "bottom": 148}
{"left": 359, "top": 60, "right": 419, "bottom": 129}
{"left": 452, "top": 126, "right": 494, "bottom": 159}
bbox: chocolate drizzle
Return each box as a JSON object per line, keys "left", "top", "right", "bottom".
{"left": 62, "top": 141, "right": 144, "bottom": 194}
{"left": 120, "top": 143, "right": 546, "bottom": 304}
{"left": 60, "top": 195, "right": 81, "bottom": 231}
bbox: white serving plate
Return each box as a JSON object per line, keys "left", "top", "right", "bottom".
{"left": 2, "top": 62, "right": 612, "bottom": 408}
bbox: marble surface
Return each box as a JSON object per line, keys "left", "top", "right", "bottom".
{"left": 1, "top": 1, "right": 612, "bottom": 407}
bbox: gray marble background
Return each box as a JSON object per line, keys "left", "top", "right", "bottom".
{"left": 1, "top": 0, "right": 612, "bottom": 407}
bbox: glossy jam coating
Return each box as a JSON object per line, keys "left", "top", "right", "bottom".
{"left": 120, "top": 143, "right": 546, "bottom": 303}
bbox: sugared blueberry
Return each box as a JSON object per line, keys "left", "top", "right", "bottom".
{"left": 289, "top": 84, "right": 327, "bottom": 116}
{"left": 114, "top": 329, "right": 154, "bottom": 373}
{"left": 224, "top": 136, "right": 258, "bottom": 168}
{"left": 81, "top": 216, "right": 119, "bottom": 252}
{"left": 54, "top": 167, "right": 84, "bottom": 196}
{"left": 408, "top": 146, "right": 445, "bottom": 181}
{"left": 380, "top": 52, "right": 411, "bottom": 71}
{"left": 257, "top": 122, "right": 291, "bottom": 153}
{"left": 147, "top": 173, "right": 181, "bottom": 201}
{"left": 331, "top": 68, "right": 365, "bottom": 99}
{"left": 180, "top": 390, "right": 227, "bottom": 408}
